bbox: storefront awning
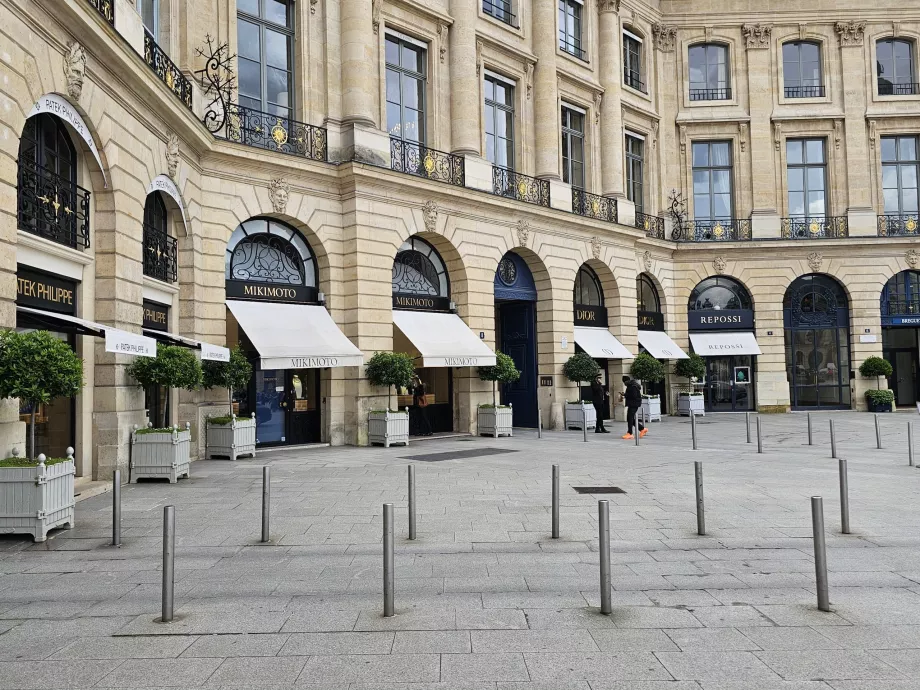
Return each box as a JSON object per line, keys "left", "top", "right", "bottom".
{"left": 16, "top": 306, "right": 156, "bottom": 357}
{"left": 393, "top": 310, "right": 496, "bottom": 367}
{"left": 226, "top": 300, "right": 363, "bottom": 369}
{"left": 573, "top": 327, "right": 635, "bottom": 359}
{"left": 637, "top": 330, "right": 689, "bottom": 359}
{"left": 143, "top": 329, "right": 230, "bottom": 362}
{"left": 690, "top": 332, "right": 762, "bottom": 356}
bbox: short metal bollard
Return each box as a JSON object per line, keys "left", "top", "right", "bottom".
{"left": 830, "top": 419, "right": 837, "bottom": 459}
{"left": 537, "top": 407, "right": 543, "bottom": 439}
{"left": 408, "top": 465, "right": 417, "bottom": 541}
{"left": 811, "top": 496, "right": 830, "bottom": 612}
{"left": 161, "top": 505, "right": 175, "bottom": 623}
{"left": 756, "top": 416, "right": 763, "bottom": 454}
{"left": 112, "top": 469, "right": 121, "bottom": 547}
{"left": 875, "top": 413, "right": 882, "bottom": 450}
{"left": 551, "top": 464, "right": 560, "bottom": 539}
{"left": 635, "top": 421, "right": 640, "bottom": 446}
{"left": 746, "top": 412, "right": 751, "bottom": 444}
{"left": 839, "top": 458, "right": 850, "bottom": 535}
{"left": 910, "top": 422, "right": 915, "bottom": 467}
{"left": 691, "top": 412, "right": 698, "bottom": 451}
{"left": 807, "top": 412, "right": 813, "bottom": 446}
{"left": 695, "top": 461, "right": 705, "bottom": 536}
{"left": 383, "top": 503, "right": 395, "bottom": 617}
{"left": 582, "top": 408, "right": 588, "bottom": 443}
{"left": 598, "top": 500, "right": 612, "bottom": 615}
{"left": 261, "top": 466, "right": 270, "bottom": 543}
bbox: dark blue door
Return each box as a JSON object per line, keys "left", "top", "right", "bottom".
{"left": 500, "top": 301, "right": 538, "bottom": 427}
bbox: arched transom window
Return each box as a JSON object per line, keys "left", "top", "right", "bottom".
{"left": 226, "top": 218, "right": 317, "bottom": 287}
{"left": 392, "top": 237, "right": 449, "bottom": 298}
{"left": 689, "top": 276, "right": 752, "bottom": 312}
{"left": 636, "top": 274, "right": 660, "bottom": 313}
{"left": 574, "top": 265, "right": 603, "bottom": 306}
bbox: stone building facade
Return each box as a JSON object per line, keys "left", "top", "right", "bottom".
{"left": 1, "top": 0, "right": 919, "bottom": 480}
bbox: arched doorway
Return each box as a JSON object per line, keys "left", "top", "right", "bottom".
{"left": 495, "top": 251, "right": 538, "bottom": 427}
{"left": 635, "top": 274, "right": 680, "bottom": 409}
{"left": 784, "top": 274, "right": 851, "bottom": 409}
{"left": 881, "top": 270, "right": 920, "bottom": 406}
{"left": 688, "top": 276, "right": 761, "bottom": 412}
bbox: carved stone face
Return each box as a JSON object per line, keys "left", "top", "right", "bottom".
{"left": 270, "top": 184, "right": 289, "bottom": 213}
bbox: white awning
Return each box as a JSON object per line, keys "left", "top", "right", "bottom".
{"left": 143, "top": 329, "right": 230, "bottom": 362}
{"left": 393, "top": 310, "right": 496, "bottom": 367}
{"left": 690, "top": 332, "right": 762, "bottom": 356}
{"left": 17, "top": 306, "right": 156, "bottom": 357}
{"left": 573, "top": 327, "right": 635, "bottom": 359}
{"left": 637, "top": 330, "right": 689, "bottom": 359}
{"left": 226, "top": 300, "right": 363, "bottom": 369}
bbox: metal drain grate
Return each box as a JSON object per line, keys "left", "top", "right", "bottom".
{"left": 401, "top": 447, "right": 519, "bottom": 462}
{"left": 572, "top": 486, "right": 626, "bottom": 494}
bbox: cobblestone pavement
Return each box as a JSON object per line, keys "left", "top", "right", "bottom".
{"left": 2, "top": 411, "right": 920, "bottom": 689}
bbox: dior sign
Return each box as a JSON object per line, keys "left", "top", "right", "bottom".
{"left": 689, "top": 309, "right": 754, "bottom": 331}
{"left": 574, "top": 304, "right": 608, "bottom": 327}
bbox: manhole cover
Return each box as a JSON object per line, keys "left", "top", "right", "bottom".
{"left": 572, "top": 486, "right": 626, "bottom": 494}
{"left": 401, "top": 447, "right": 519, "bottom": 462}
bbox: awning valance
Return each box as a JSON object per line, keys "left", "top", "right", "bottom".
{"left": 17, "top": 306, "right": 156, "bottom": 357}
{"left": 637, "top": 330, "right": 689, "bottom": 359}
{"left": 143, "top": 329, "right": 230, "bottom": 362}
{"left": 226, "top": 300, "right": 363, "bottom": 369}
{"left": 690, "top": 332, "right": 762, "bottom": 356}
{"left": 573, "top": 327, "right": 635, "bottom": 359}
{"left": 393, "top": 310, "right": 496, "bottom": 367}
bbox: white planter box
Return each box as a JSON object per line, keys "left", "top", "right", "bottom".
{"left": 478, "top": 406, "right": 513, "bottom": 438}
{"left": 368, "top": 409, "right": 409, "bottom": 448}
{"left": 678, "top": 394, "right": 706, "bottom": 417}
{"left": 565, "top": 402, "right": 596, "bottom": 431}
{"left": 0, "top": 458, "right": 75, "bottom": 542}
{"left": 131, "top": 425, "right": 191, "bottom": 483}
{"left": 641, "top": 396, "right": 662, "bottom": 423}
{"left": 207, "top": 414, "right": 256, "bottom": 461}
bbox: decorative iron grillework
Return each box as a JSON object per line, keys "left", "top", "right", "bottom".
{"left": 781, "top": 216, "right": 849, "bottom": 239}
{"left": 17, "top": 159, "right": 90, "bottom": 250}
{"left": 143, "top": 224, "right": 178, "bottom": 283}
{"left": 680, "top": 218, "right": 752, "bottom": 242}
{"left": 493, "top": 167, "right": 550, "bottom": 207}
{"left": 85, "top": 0, "right": 114, "bottom": 26}
{"left": 230, "top": 234, "right": 306, "bottom": 285}
{"left": 784, "top": 85, "right": 825, "bottom": 98}
{"left": 144, "top": 30, "right": 193, "bottom": 111}
{"left": 624, "top": 70, "right": 647, "bottom": 93}
{"left": 390, "top": 139, "right": 465, "bottom": 187}
{"left": 572, "top": 189, "right": 618, "bottom": 223}
{"left": 635, "top": 212, "right": 665, "bottom": 239}
{"left": 879, "top": 83, "right": 920, "bottom": 96}
{"left": 689, "top": 87, "right": 732, "bottom": 101}
{"left": 878, "top": 214, "right": 920, "bottom": 236}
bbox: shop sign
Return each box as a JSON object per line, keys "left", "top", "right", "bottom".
{"left": 105, "top": 329, "right": 156, "bottom": 357}
{"left": 574, "top": 304, "right": 608, "bottom": 327}
{"left": 426, "top": 356, "right": 492, "bottom": 367}
{"left": 201, "top": 343, "right": 230, "bottom": 362}
{"left": 890, "top": 316, "right": 920, "bottom": 326}
{"left": 637, "top": 310, "right": 664, "bottom": 331}
{"left": 392, "top": 294, "right": 452, "bottom": 312}
{"left": 142, "top": 300, "right": 169, "bottom": 331}
{"left": 29, "top": 93, "right": 107, "bottom": 186}
{"left": 16, "top": 268, "right": 76, "bottom": 314}
{"left": 226, "top": 280, "right": 317, "bottom": 304}
{"left": 290, "top": 356, "right": 339, "bottom": 368}
{"left": 689, "top": 309, "right": 754, "bottom": 331}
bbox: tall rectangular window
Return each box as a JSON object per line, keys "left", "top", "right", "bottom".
{"left": 878, "top": 39, "right": 917, "bottom": 95}
{"left": 561, "top": 106, "right": 585, "bottom": 189}
{"left": 623, "top": 31, "right": 644, "bottom": 92}
{"left": 484, "top": 75, "right": 514, "bottom": 170}
{"left": 625, "top": 134, "right": 644, "bottom": 213}
{"left": 882, "top": 136, "right": 919, "bottom": 214}
{"left": 558, "top": 0, "right": 584, "bottom": 60}
{"left": 237, "top": 0, "right": 294, "bottom": 118}
{"left": 689, "top": 44, "right": 730, "bottom": 100}
{"left": 692, "top": 141, "right": 733, "bottom": 220}
{"left": 783, "top": 42, "right": 823, "bottom": 98}
{"left": 137, "top": 0, "right": 158, "bottom": 40}
{"left": 786, "top": 139, "right": 827, "bottom": 218}
{"left": 483, "top": 0, "right": 515, "bottom": 26}
{"left": 385, "top": 34, "right": 427, "bottom": 144}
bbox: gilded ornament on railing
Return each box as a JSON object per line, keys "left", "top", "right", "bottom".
{"left": 390, "top": 139, "right": 465, "bottom": 187}
{"left": 271, "top": 120, "right": 288, "bottom": 149}
{"left": 145, "top": 30, "right": 193, "bottom": 111}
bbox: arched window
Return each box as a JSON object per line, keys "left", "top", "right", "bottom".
{"left": 574, "top": 265, "right": 603, "bottom": 307}
{"left": 882, "top": 270, "right": 920, "bottom": 321}
{"left": 143, "top": 192, "right": 177, "bottom": 283}
{"left": 877, "top": 38, "right": 917, "bottom": 96}
{"left": 392, "top": 237, "right": 449, "bottom": 298}
{"left": 688, "top": 276, "right": 752, "bottom": 312}
{"left": 226, "top": 218, "right": 317, "bottom": 288}
{"left": 636, "top": 274, "right": 660, "bottom": 313}
{"left": 689, "top": 43, "right": 730, "bottom": 100}
{"left": 782, "top": 41, "right": 823, "bottom": 98}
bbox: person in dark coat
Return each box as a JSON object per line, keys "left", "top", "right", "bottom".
{"left": 413, "top": 376, "right": 432, "bottom": 436}
{"left": 621, "top": 375, "right": 646, "bottom": 439}
{"left": 590, "top": 374, "right": 609, "bottom": 433}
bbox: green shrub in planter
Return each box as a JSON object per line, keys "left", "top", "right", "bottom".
{"left": 675, "top": 354, "right": 706, "bottom": 385}
{"left": 859, "top": 356, "right": 893, "bottom": 390}
{"left": 365, "top": 351, "right": 415, "bottom": 398}
{"left": 562, "top": 352, "right": 600, "bottom": 388}
{"left": 202, "top": 346, "right": 253, "bottom": 414}
{"left": 866, "top": 389, "right": 895, "bottom": 406}
{"left": 0, "top": 330, "right": 83, "bottom": 461}
{"left": 478, "top": 351, "right": 520, "bottom": 406}
{"left": 127, "top": 344, "right": 202, "bottom": 428}
{"left": 630, "top": 352, "right": 665, "bottom": 388}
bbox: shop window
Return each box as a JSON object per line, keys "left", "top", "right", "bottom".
{"left": 626, "top": 134, "right": 645, "bottom": 214}
{"left": 485, "top": 74, "right": 515, "bottom": 171}
{"left": 637, "top": 274, "right": 660, "bottom": 313}
{"left": 237, "top": 0, "right": 294, "bottom": 117}
{"left": 783, "top": 41, "right": 823, "bottom": 98}
{"left": 574, "top": 265, "right": 603, "bottom": 307}
{"left": 877, "top": 38, "right": 918, "bottom": 96}
{"left": 882, "top": 270, "right": 920, "bottom": 321}
{"left": 558, "top": 0, "right": 585, "bottom": 60}
{"left": 689, "top": 43, "right": 730, "bottom": 100}
{"left": 561, "top": 106, "right": 585, "bottom": 189}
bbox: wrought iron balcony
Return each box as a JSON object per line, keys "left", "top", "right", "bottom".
{"left": 624, "top": 69, "right": 647, "bottom": 94}
{"left": 784, "top": 85, "right": 825, "bottom": 98}
{"left": 143, "top": 224, "right": 178, "bottom": 283}
{"left": 390, "top": 139, "right": 465, "bottom": 187}
{"left": 675, "top": 218, "right": 751, "bottom": 242}
{"left": 493, "top": 167, "right": 550, "bottom": 207}
{"left": 560, "top": 40, "right": 587, "bottom": 61}
{"left": 572, "top": 189, "right": 617, "bottom": 223}
{"left": 17, "top": 159, "right": 90, "bottom": 250}
{"left": 144, "top": 30, "right": 193, "bottom": 112}
{"left": 482, "top": 0, "right": 516, "bottom": 26}
{"left": 879, "top": 82, "right": 920, "bottom": 96}
{"left": 781, "top": 216, "right": 849, "bottom": 239}
{"left": 85, "top": 0, "right": 114, "bottom": 26}
{"left": 689, "top": 87, "right": 732, "bottom": 101}
{"left": 635, "top": 212, "right": 665, "bottom": 239}
{"left": 878, "top": 214, "right": 920, "bottom": 236}
{"left": 205, "top": 102, "right": 328, "bottom": 162}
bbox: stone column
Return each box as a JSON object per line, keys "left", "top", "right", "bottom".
{"left": 653, "top": 24, "right": 679, "bottom": 216}
{"left": 341, "top": 0, "right": 376, "bottom": 127}
{"left": 598, "top": 2, "right": 624, "bottom": 197}
{"left": 533, "top": 0, "right": 559, "bottom": 179}
{"left": 449, "top": 0, "right": 479, "bottom": 156}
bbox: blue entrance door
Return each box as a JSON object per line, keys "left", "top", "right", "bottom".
{"left": 255, "top": 369, "right": 286, "bottom": 444}
{"left": 499, "top": 302, "right": 538, "bottom": 427}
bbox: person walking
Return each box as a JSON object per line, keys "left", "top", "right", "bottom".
{"left": 590, "top": 374, "right": 609, "bottom": 433}
{"left": 413, "top": 376, "right": 432, "bottom": 436}
{"left": 620, "top": 375, "right": 647, "bottom": 440}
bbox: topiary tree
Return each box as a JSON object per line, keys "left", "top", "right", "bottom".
{"left": 675, "top": 353, "right": 706, "bottom": 385}
{"left": 202, "top": 346, "right": 253, "bottom": 417}
{"left": 0, "top": 330, "right": 83, "bottom": 461}
{"left": 127, "top": 344, "right": 203, "bottom": 428}
{"left": 365, "top": 351, "right": 415, "bottom": 406}
{"left": 478, "top": 351, "right": 521, "bottom": 406}
{"left": 859, "top": 356, "right": 893, "bottom": 390}
{"left": 630, "top": 352, "right": 665, "bottom": 391}
{"left": 562, "top": 352, "right": 601, "bottom": 400}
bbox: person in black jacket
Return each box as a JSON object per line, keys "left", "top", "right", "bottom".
{"left": 590, "top": 374, "right": 609, "bottom": 433}
{"left": 620, "top": 375, "right": 646, "bottom": 439}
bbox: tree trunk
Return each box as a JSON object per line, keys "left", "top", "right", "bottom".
{"left": 228, "top": 386, "right": 233, "bottom": 415}
{"left": 493, "top": 380, "right": 496, "bottom": 407}
{"left": 161, "top": 388, "right": 169, "bottom": 429}
{"left": 29, "top": 406, "right": 36, "bottom": 461}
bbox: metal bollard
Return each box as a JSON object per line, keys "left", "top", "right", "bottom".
{"left": 839, "top": 458, "right": 850, "bottom": 535}
{"left": 811, "top": 496, "right": 830, "bottom": 612}
{"left": 695, "top": 461, "right": 705, "bottom": 536}
{"left": 691, "top": 412, "right": 698, "bottom": 450}
{"left": 830, "top": 419, "right": 837, "bottom": 459}
{"left": 161, "top": 505, "right": 175, "bottom": 623}
{"left": 910, "top": 422, "right": 915, "bottom": 467}
{"left": 408, "top": 465, "right": 417, "bottom": 541}
{"left": 582, "top": 407, "right": 588, "bottom": 443}
{"left": 746, "top": 412, "right": 751, "bottom": 443}
{"left": 598, "top": 500, "right": 612, "bottom": 615}
{"left": 808, "top": 412, "right": 813, "bottom": 446}
{"left": 551, "top": 464, "right": 560, "bottom": 539}
{"left": 756, "top": 416, "right": 763, "bottom": 454}
{"left": 261, "top": 466, "right": 270, "bottom": 543}
{"left": 383, "top": 503, "right": 395, "bottom": 617}
{"left": 635, "top": 421, "right": 640, "bottom": 446}
{"left": 112, "top": 469, "right": 121, "bottom": 547}
{"left": 875, "top": 413, "right": 882, "bottom": 450}
{"left": 537, "top": 407, "right": 543, "bottom": 439}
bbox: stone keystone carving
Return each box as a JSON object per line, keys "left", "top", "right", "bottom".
{"left": 516, "top": 219, "right": 530, "bottom": 248}
{"left": 807, "top": 251, "right": 823, "bottom": 273}
{"left": 713, "top": 256, "right": 726, "bottom": 274}
{"left": 652, "top": 24, "right": 677, "bottom": 52}
{"left": 742, "top": 24, "right": 772, "bottom": 49}
{"left": 835, "top": 21, "right": 866, "bottom": 47}
{"left": 372, "top": 0, "right": 382, "bottom": 34}
{"left": 166, "top": 133, "right": 180, "bottom": 179}
{"left": 269, "top": 178, "right": 290, "bottom": 214}
{"left": 590, "top": 236, "right": 601, "bottom": 260}
{"left": 642, "top": 250, "right": 653, "bottom": 273}
{"left": 422, "top": 200, "right": 438, "bottom": 233}
{"left": 906, "top": 249, "right": 920, "bottom": 269}
{"left": 63, "top": 42, "right": 86, "bottom": 102}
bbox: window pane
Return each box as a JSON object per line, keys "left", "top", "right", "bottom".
{"left": 238, "top": 0, "right": 259, "bottom": 15}
{"left": 571, "top": 135, "right": 584, "bottom": 164}
{"left": 894, "top": 40, "right": 912, "bottom": 60}
{"left": 402, "top": 76, "right": 421, "bottom": 109}
{"left": 713, "top": 194, "right": 732, "bottom": 217}
{"left": 692, "top": 143, "right": 709, "bottom": 167}
{"left": 693, "top": 170, "right": 709, "bottom": 195}
{"left": 904, "top": 189, "right": 919, "bottom": 212}
{"left": 789, "top": 191, "right": 805, "bottom": 216}
{"left": 882, "top": 137, "right": 898, "bottom": 162}
{"left": 694, "top": 195, "right": 711, "bottom": 218}
{"left": 386, "top": 37, "right": 400, "bottom": 66}
{"left": 265, "top": 29, "right": 289, "bottom": 69}
{"left": 237, "top": 19, "right": 261, "bottom": 60}
{"left": 238, "top": 58, "right": 262, "bottom": 100}
{"left": 689, "top": 46, "right": 705, "bottom": 86}
{"left": 802, "top": 42, "right": 819, "bottom": 62}
{"left": 402, "top": 45, "right": 422, "bottom": 74}
{"left": 139, "top": 0, "right": 157, "bottom": 36}
{"left": 788, "top": 167, "right": 804, "bottom": 192}
{"left": 386, "top": 103, "right": 401, "bottom": 137}
{"left": 807, "top": 167, "right": 825, "bottom": 191}
{"left": 711, "top": 142, "right": 730, "bottom": 166}
{"left": 266, "top": 68, "right": 290, "bottom": 108}
{"left": 485, "top": 134, "right": 495, "bottom": 164}
{"left": 877, "top": 40, "right": 893, "bottom": 62}
{"left": 403, "top": 108, "right": 420, "bottom": 142}
{"left": 806, "top": 139, "right": 825, "bottom": 163}
{"left": 808, "top": 191, "right": 826, "bottom": 215}
{"left": 787, "top": 140, "right": 803, "bottom": 165}
{"left": 901, "top": 137, "right": 918, "bottom": 161}
{"left": 712, "top": 170, "right": 731, "bottom": 194}
{"left": 884, "top": 188, "right": 900, "bottom": 213}
{"left": 265, "top": 0, "right": 289, "bottom": 26}
{"left": 882, "top": 164, "right": 899, "bottom": 189}
{"left": 386, "top": 70, "right": 400, "bottom": 103}
{"left": 903, "top": 165, "right": 918, "bottom": 189}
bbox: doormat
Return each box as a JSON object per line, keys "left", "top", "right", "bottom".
{"left": 401, "top": 447, "right": 519, "bottom": 462}
{"left": 572, "top": 486, "right": 626, "bottom": 494}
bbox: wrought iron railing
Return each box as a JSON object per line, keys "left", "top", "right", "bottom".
{"left": 784, "top": 85, "right": 825, "bottom": 98}
{"left": 879, "top": 82, "right": 920, "bottom": 96}
{"left": 624, "top": 70, "right": 647, "bottom": 93}
{"left": 572, "top": 189, "right": 617, "bottom": 223}
{"left": 143, "top": 224, "right": 178, "bottom": 283}
{"left": 882, "top": 298, "right": 920, "bottom": 319}
{"left": 689, "top": 87, "right": 732, "bottom": 101}
{"left": 85, "top": 0, "right": 114, "bottom": 26}
{"left": 390, "top": 139, "right": 465, "bottom": 187}
{"left": 144, "top": 30, "right": 193, "bottom": 111}
{"left": 206, "top": 103, "right": 328, "bottom": 161}
{"left": 676, "top": 218, "right": 751, "bottom": 242}
{"left": 878, "top": 214, "right": 920, "bottom": 236}
{"left": 493, "top": 167, "right": 550, "bottom": 207}
{"left": 635, "top": 212, "right": 665, "bottom": 239}
{"left": 781, "top": 216, "right": 849, "bottom": 239}
{"left": 560, "top": 40, "right": 587, "bottom": 61}
{"left": 482, "top": 0, "right": 516, "bottom": 26}
{"left": 17, "top": 159, "right": 90, "bottom": 250}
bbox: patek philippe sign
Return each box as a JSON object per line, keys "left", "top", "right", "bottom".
{"left": 637, "top": 310, "right": 664, "bottom": 332}
{"left": 105, "top": 329, "right": 156, "bottom": 357}
{"left": 573, "top": 304, "right": 608, "bottom": 327}
{"left": 392, "top": 294, "right": 452, "bottom": 312}
{"left": 142, "top": 300, "right": 169, "bottom": 331}
{"left": 29, "top": 94, "right": 107, "bottom": 186}
{"left": 226, "top": 280, "right": 317, "bottom": 304}
{"left": 146, "top": 174, "right": 188, "bottom": 230}
{"left": 16, "top": 268, "right": 76, "bottom": 314}
{"left": 689, "top": 309, "right": 755, "bottom": 331}
{"left": 201, "top": 343, "right": 231, "bottom": 362}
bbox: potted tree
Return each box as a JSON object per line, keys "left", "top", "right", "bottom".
{"left": 0, "top": 330, "right": 82, "bottom": 541}
{"left": 562, "top": 352, "right": 600, "bottom": 431}
{"left": 630, "top": 353, "right": 665, "bottom": 422}
{"left": 127, "top": 344, "right": 202, "bottom": 482}
{"left": 859, "top": 356, "right": 894, "bottom": 412}
{"left": 675, "top": 353, "right": 706, "bottom": 417}
{"left": 202, "top": 346, "right": 256, "bottom": 460}
{"left": 365, "top": 351, "right": 414, "bottom": 447}
{"left": 477, "top": 351, "right": 520, "bottom": 437}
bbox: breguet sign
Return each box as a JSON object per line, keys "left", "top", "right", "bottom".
{"left": 393, "top": 294, "right": 451, "bottom": 312}
{"left": 573, "top": 304, "right": 608, "bottom": 327}
{"left": 16, "top": 268, "right": 76, "bottom": 315}
{"left": 226, "top": 280, "right": 317, "bottom": 304}
{"left": 689, "top": 309, "right": 754, "bottom": 331}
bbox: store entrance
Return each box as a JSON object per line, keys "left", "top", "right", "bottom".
{"left": 497, "top": 301, "right": 538, "bottom": 427}
{"left": 251, "top": 368, "right": 321, "bottom": 446}
{"left": 704, "top": 355, "right": 755, "bottom": 412}
{"left": 883, "top": 328, "right": 920, "bottom": 407}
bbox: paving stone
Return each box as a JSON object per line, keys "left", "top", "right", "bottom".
{"left": 665, "top": 628, "right": 762, "bottom": 651}
{"left": 392, "top": 631, "right": 470, "bottom": 653}
{"left": 282, "top": 632, "right": 395, "bottom": 655}
{"left": 0, "top": 659, "right": 122, "bottom": 689}
{"left": 50, "top": 635, "right": 197, "bottom": 659}
{"left": 181, "top": 632, "right": 290, "bottom": 657}
{"left": 811, "top": 625, "right": 920, "bottom": 649}
{"left": 97, "top": 657, "right": 224, "bottom": 687}
{"left": 589, "top": 629, "right": 680, "bottom": 652}
{"left": 756, "top": 650, "right": 905, "bottom": 681}
{"left": 521, "top": 651, "right": 671, "bottom": 681}
{"left": 203, "top": 656, "right": 308, "bottom": 686}
{"left": 656, "top": 651, "right": 781, "bottom": 682}
{"left": 738, "top": 627, "right": 843, "bottom": 651}
{"left": 692, "top": 605, "right": 775, "bottom": 627}
{"left": 296, "top": 654, "right": 440, "bottom": 684}
{"left": 441, "top": 652, "right": 529, "bottom": 681}
{"left": 471, "top": 629, "right": 598, "bottom": 652}
{"left": 455, "top": 608, "right": 528, "bottom": 630}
